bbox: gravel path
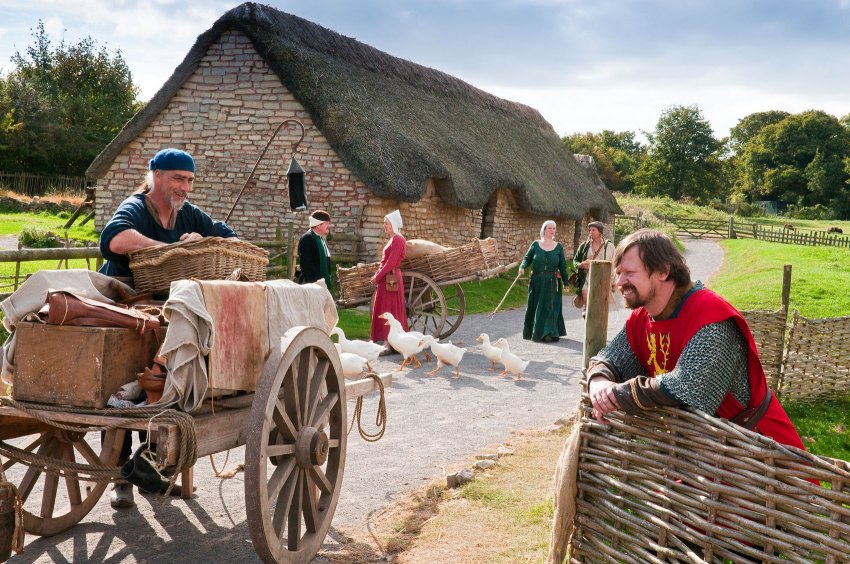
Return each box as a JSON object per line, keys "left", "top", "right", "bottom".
{"left": 11, "top": 237, "right": 724, "bottom": 563}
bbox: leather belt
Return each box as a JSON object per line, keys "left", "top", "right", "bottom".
{"left": 729, "top": 388, "right": 774, "bottom": 430}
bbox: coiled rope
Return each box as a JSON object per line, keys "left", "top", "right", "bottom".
{"left": 0, "top": 397, "right": 197, "bottom": 482}
{"left": 347, "top": 373, "right": 387, "bottom": 442}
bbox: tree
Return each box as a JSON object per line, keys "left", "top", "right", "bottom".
{"left": 563, "top": 130, "right": 645, "bottom": 192}
{"left": 738, "top": 110, "right": 850, "bottom": 217}
{"left": 631, "top": 105, "right": 727, "bottom": 203}
{"left": 1, "top": 21, "right": 141, "bottom": 175}
{"left": 729, "top": 110, "right": 790, "bottom": 153}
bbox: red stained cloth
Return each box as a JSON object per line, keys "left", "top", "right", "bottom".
{"left": 370, "top": 234, "right": 408, "bottom": 342}
{"left": 626, "top": 288, "right": 807, "bottom": 451}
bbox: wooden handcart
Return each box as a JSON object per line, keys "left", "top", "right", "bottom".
{"left": 0, "top": 325, "right": 391, "bottom": 563}
{"left": 337, "top": 238, "right": 518, "bottom": 339}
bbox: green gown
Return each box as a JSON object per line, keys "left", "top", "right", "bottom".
{"left": 521, "top": 241, "right": 570, "bottom": 342}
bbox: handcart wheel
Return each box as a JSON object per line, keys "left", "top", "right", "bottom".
{"left": 0, "top": 427, "right": 123, "bottom": 536}
{"left": 244, "top": 326, "right": 347, "bottom": 564}
{"left": 437, "top": 283, "right": 466, "bottom": 339}
{"left": 403, "top": 272, "right": 446, "bottom": 338}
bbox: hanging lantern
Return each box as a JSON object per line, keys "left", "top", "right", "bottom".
{"left": 287, "top": 158, "right": 308, "bottom": 211}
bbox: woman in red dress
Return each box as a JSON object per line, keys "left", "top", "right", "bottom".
{"left": 370, "top": 210, "right": 408, "bottom": 347}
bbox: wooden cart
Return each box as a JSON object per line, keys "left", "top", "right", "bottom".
{"left": 0, "top": 325, "right": 391, "bottom": 563}
{"left": 337, "top": 238, "right": 518, "bottom": 339}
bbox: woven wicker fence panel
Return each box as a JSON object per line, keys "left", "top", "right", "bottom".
{"left": 568, "top": 403, "right": 850, "bottom": 563}
{"left": 740, "top": 308, "right": 787, "bottom": 390}
{"left": 779, "top": 313, "right": 850, "bottom": 404}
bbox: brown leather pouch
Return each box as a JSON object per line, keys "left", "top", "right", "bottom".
{"left": 385, "top": 271, "right": 399, "bottom": 292}
{"left": 44, "top": 291, "right": 160, "bottom": 333}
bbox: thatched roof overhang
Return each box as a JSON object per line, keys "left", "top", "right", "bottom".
{"left": 87, "top": 2, "right": 619, "bottom": 219}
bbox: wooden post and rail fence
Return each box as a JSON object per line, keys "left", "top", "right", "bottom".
{"left": 0, "top": 223, "right": 361, "bottom": 299}
{"left": 658, "top": 214, "right": 850, "bottom": 248}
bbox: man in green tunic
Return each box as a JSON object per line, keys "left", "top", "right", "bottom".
{"left": 297, "top": 209, "right": 333, "bottom": 290}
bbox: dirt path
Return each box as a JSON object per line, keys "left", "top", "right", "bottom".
{"left": 0, "top": 235, "right": 18, "bottom": 250}
{"left": 11, "top": 237, "right": 725, "bottom": 563}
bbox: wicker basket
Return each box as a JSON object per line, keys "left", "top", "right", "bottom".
{"left": 337, "top": 238, "right": 503, "bottom": 304}
{"left": 129, "top": 237, "right": 268, "bottom": 293}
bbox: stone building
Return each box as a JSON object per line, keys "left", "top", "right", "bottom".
{"left": 87, "top": 2, "right": 621, "bottom": 263}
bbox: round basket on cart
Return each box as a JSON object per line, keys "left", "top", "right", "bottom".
{"left": 129, "top": 237, "right": 269, "bottom": 293}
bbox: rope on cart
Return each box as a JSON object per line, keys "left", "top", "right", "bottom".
{"left": 347, "top": 373, "right": 387, "bottom": 442}
{"left": 0, "top": 481, "right": 24, "bottom": 555}
{"left": 0, "top": 397, "right": 197, "bottom": 481}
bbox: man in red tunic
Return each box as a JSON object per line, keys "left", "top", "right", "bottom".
{"left": 587, "top": 229, "right": 806, "bottom": 450}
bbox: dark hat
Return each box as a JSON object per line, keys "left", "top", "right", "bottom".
{"left": 310, "top": 210, "right": 330, "bottom": 222}
{"left": 588, "top": 221, "right": 605, "bottom": 233}
{"left": 149, "top": 148, "right": 195, "bottom": 172}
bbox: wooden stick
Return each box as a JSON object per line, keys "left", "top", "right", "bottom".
{"left": 488, "top": 270, "right": 523, "bottom": 318}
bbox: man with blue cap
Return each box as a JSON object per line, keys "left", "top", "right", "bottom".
{"left": 99, "top": 148, "right": 237, "bottom": 279}
{"left": 98, "top": 148, "right": 236, "bottom": 508}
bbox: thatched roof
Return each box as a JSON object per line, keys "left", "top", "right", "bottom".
{"left": 87, "top": 2, "right": 619, "bottom": 219}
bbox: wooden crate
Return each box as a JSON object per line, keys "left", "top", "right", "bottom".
{"left": 13, "top": 322, "right": 158, "bottom": 408}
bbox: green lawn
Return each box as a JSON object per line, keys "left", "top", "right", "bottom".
{"left": 712, "top": 239, "right": 850, "bottom": 318}
{"left": 0, "top": 210, "right": 98, "bottom": 243}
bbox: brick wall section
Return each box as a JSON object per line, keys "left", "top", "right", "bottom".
{"left": 93, "top": 30, "right": 597, "bottom": 266}
{"left": 94, "top": 31, "right": 372, "bottom": 247}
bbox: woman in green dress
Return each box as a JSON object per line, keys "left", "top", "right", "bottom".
{"left": 519, "top": 220, "right": 573, "bottom": 342}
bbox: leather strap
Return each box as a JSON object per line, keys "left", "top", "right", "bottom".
{"left": 729, "top": 389, "right": 774, "bottom": 430}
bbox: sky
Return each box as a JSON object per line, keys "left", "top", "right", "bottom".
{"left": 2, "top": 0, "right": 850, "bottom": 142}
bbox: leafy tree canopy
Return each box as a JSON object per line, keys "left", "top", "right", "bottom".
{"left": 1, "top": 21, "right": 141, "bottom": 176}
{"left": 562, "top": 130, "right": 646, "bottom": 192}
{"left": 631, "top": 105, "right": 727, "bottom": 203}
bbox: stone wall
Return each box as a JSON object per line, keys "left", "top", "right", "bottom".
{"left": 94, "top": 31, "right": 372, "bottom": 246}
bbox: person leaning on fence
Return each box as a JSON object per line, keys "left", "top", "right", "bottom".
{"left": 370, "top": 210, "right": 407, "bottom": 354}
{"left": 98, "top": 148, "right": 238, "bottom": 282}
{"left": 587, "top": 229, "right": 808, "bottom": 452}
{"left": 296, "top": 209, "right": 333, "bottom": 290}
{"left": 518, "top": 220, "right": 571, "bottom": 342}
{"left": 572, "top": 220, "right": 615, "bottom": 317}
{"left": 98, "top": 148, "right": 238, "bottom": 509}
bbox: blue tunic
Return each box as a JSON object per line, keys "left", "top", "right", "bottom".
{"left": 98, "top": 193, "right": 237, "bottom": 277}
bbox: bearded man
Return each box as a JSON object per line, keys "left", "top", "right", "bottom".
{"left": 99, "top": 148, "right": 237, "bottom": 280}
{"left": 587, "top": 229, "right": 806, "bottom": 451}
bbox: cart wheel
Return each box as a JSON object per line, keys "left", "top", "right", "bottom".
{"left": 437, "top": 283, "right": 466, "bottom": 339}
{"left": 245, "top": 326, "right": 347, "bottom": 564}
{"left": 403, "top": 272, "right": 447, "bottom": 337}
{"left": 0, "top": 427, "right": 123, "bottom": 536}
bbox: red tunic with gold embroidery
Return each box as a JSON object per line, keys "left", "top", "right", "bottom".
{"left": 625, "top": 288, "right": 805, "bottom": 450}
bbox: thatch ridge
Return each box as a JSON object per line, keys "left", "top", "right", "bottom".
{"left": 88, "top": 2, "right": 618, "bottom": 218}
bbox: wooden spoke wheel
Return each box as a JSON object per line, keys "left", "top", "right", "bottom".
{"left": 0, "top": 427, "right": 123, "bottom": 536}
{"left": 403, "top": 272, "right": 446, "bottom": 338}
{"left": 244, "top": 326, "right": 347, "bottom": 564}
{"left": 437, "top": 283, "right": 466, "bottom": 339}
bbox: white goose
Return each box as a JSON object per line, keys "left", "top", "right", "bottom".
{"left": 331, "top": 327, "right": 384, "bottom": 362}
{"left": 493, "top": 338, "right": 531, "bottom": 381}
{"left": 476, "top": 333, "right": 503, "bottom": 371}
{"left": 334, "top": 343, "right": 371, "bottom": 379}
{"left": 418, "top": 335, "right": 466, "bottom": 379}
{"left": 380, "top": 312, "right": 432, "bottom": 370}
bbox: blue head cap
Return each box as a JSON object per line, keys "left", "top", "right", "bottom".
{"left": 148, "top": 148, "right": 195, "bottom": 172}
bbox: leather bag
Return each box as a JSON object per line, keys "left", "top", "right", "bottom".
{"left": 385, "top": 271, "right": 399, "bottom": 293}
{"left": 44, "top": 291, "right": 160, "bottom": 333}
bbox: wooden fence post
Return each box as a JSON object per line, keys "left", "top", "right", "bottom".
{"left": 583, "top": 260, "right": 612, "bottom": 369}
{"left": 781, "top": 264, "right": 792, "bottom": 312}
{"left": 276, "top": 223, "right": 285, "bottom": 273}
{"left": 727, "top": 216, "right": 735, "bottom": 239}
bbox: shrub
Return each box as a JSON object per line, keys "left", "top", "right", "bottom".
{"left": 18, "top": 227, "right": 60, "bottom": 248}
{"left": 785, "top": 204, "right": 834, "bottom": 220}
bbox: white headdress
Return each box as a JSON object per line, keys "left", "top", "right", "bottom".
{"left": 540, "top": 220, "right": 556, "bottom": 241}
{"left": 384, "top": 209, "right": 403, "bottom": 235}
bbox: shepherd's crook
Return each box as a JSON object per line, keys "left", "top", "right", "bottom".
{"left": 488, "top": 270, "right": 523, "bottom": 318}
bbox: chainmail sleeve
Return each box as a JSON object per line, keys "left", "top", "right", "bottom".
{"left": 657, "top": 319, "right": 751, "bottom": 414}
{"left": 589, "top": 327, "right": 644, "bottom": 383}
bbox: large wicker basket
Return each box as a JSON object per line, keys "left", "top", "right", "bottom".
{"left": 337, "top": 238, "right": 503, "bottom": 305}
{"left": 129, "top": 237, "right": 268, "bottom": 293}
